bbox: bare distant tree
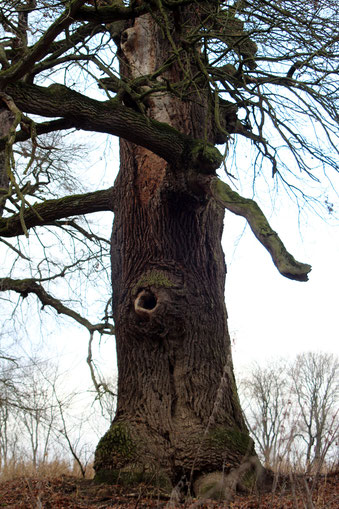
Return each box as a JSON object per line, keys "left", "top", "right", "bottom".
{"left": 0, "top": 353, "right": 22, "bottom": 470}
{"left": 14, "top": 359, "right": 62, "bottom": 470}
{"left": 240, "top": 353, "right": 339, "bottom": 473}
{"left": 290, "top": 352, "right": 339, "bottom": 473}
{"left": 239, "top": 360, "right": 292, "bottom": 469}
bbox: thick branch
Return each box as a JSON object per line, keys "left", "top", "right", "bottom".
{"left": 210, "top": 178, "right": 312, "bottom": 281}
{"left": 5, "top": 82, "right": 223, "bottom": 172}
{"left": 0, "top": 187, "right": 115, "bottom": 237}
{"left": 74, "top": 0, "right": 195, "bottom": 23}
{"left": 0, "top": 277, "right": 114, "bottom": 334}
{"left": 74, "top": 2, "right": 148, "bottom": 23}
{"left": 7, "top": 81, "right": 185, "bottom": 162}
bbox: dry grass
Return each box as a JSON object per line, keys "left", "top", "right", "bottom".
{"left": 0, "top": 458, "right": 95, "bottom": 482}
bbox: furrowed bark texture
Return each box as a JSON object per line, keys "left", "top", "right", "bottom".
{"left": 0, "top": 106, "right": 15, "bottom": 216}
{"left": 94, "top": 6, "right": 254, "bottom": 490}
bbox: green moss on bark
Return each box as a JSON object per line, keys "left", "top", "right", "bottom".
{"left": 189, "top": 140, "right": 223, "bottom": 173}
{"left": 208, "top": 427, "right": 254, "bottom": 457}
{"left": 135, "top": 270, "right": 175, "bottom": 291}
{"left": 95, "top": 422, "right": 137, "bottom": 471}
{"left": 94, "top": 422, "right": 172, "bottom": 490}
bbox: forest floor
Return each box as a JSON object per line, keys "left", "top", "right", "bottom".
{"left": 0, "top": 471, "right": 338, "bottom": 508}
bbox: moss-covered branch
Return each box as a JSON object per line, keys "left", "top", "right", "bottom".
{"left": 210, "top": 178, "right": 312, "bottom": 281}
{"left": 5, "top": 82, "right": 222, "bottom": 173}
{"left": 0, "top": 277, "right": 114, "bottom": 334}
{"left": 0, "top": 187, "right": 115, "bottom": 238}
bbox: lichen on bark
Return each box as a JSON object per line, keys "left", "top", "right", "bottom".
{"left": 134, "top": 270, "right": 175, "bottom": 292}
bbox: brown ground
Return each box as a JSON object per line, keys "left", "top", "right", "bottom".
{"left": 0, "top": 471, "right": 338, "bottom": 508}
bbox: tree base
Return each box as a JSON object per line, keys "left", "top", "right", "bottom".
{"left": 94, "top": 461, "right": 273, "bottom": 503}
{"left": 93, "top": 419, "right": 265, "bottom": 501}
{"left": 94, "top": 467, "right": 172, "bottom": 493}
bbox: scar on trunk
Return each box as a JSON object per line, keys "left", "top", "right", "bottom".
{"left": 135, "top": 147, "right": 166, "bottom": 205}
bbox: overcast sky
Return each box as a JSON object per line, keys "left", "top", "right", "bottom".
{"left": 224, "top": 206, "right": 339, "bottom": 371}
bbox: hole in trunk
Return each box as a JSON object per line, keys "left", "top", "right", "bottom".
{"left": 134, "top": 290, "right": 158, "bottom": 318}
{"left": 137, "top": 290, "right": 157, "bottom": 310}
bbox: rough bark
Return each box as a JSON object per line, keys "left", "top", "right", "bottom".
{"left": 0, "top": 106, "right": 15, "bottom": 216}
{"left": 94, "top": 6, "right": 257, "bottom": 494}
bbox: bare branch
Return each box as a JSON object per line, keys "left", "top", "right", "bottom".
{"left": 0, "top": 119, "right": 75, "bottom": 151}
{"left": 0, "top": 276, "right": 114, "bottom": 335}
{"left": 87, "top": 331, "right": 117, "bottom": 402}
{"left": 0, "top": 0, "right": 87, "bottom": 85}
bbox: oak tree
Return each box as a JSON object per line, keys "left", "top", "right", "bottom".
{"left": 0, "top": 0, "right": 338, "bottom": 497}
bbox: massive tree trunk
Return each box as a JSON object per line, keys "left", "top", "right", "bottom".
{"left": 94, "top": 5, "right": 256, "bottom": 495}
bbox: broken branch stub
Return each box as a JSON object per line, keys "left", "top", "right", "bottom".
{"left": 210, "top": 178, "right": 312, "bottom": 282}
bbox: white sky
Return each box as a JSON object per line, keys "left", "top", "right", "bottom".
{"left": 225, "top": 208, "right": 339, "bottom": 371}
